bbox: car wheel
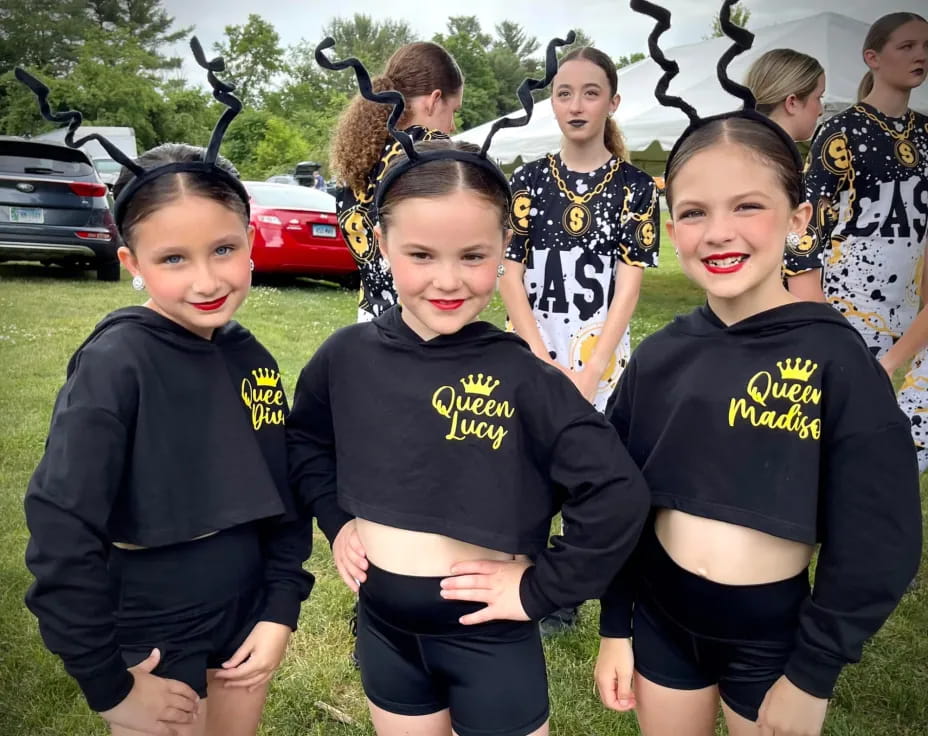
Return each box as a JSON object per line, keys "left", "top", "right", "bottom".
{"left": 97, "top": 260, "right": 121, "bottom": 282}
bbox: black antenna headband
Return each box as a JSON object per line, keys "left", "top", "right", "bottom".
{"left": 15, "top": 36, "right": 250, "bottom": 232}
{"left": 315, "top": 31, "right": 576, "bottom": 211}
{"left": 630, "top": 0, "right": 802, "bottom": 173}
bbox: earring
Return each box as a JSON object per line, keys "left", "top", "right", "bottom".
{"left": 382, "top": 257, "right": 391, "bottom": 271}
{"left": 249, "top": 258, "right": 255, "bottom": 272}
{"left": 497, "top": 263, "right": 506, "bottom": 278}
{"left": 131, "top": 274, "right": 145, "bottom": 291}
{"left": 786, "top": 232, "right": 801, "bottom": 249}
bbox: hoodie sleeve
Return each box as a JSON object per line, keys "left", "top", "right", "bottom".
{"left": 784, "top": 346, "right": 922, "bottom": 698}
{"left": 287, "top": 341, "right": 354, "bottom": 545}
{"left": 516, "top": 367, "right": 651, "bottom": 620}
{"left": 257, "top": 390, "right": 315, "bottom": 631}
{"left": 23, "top": 340, "right": 137, "bottom": 713}
{"left": 598, "top": 357, "right": 643, "bottom": 637}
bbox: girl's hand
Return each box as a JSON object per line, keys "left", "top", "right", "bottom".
{"left": 333, "top": 519, "right": 367, "bottom": 593}
{"left": 757, "top": 675, "right": 828, "bottom": 736}
{"left": 439, "top": 558, "right": 532, "bottom": 624}
{"left": 100, "top": 648, "right": 201, "bottom": 735}
{"left": 569, "top": 367, "right": 600, "bottom": 403}
{"left": 213, "top": 621, "right": 292, "bottom": 692}
{"left": 594, "top": 637, "right": 636, "bottom": 711}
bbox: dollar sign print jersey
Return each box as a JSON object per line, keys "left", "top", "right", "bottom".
{"left": 336, "top": 125, "right": 448, "bottom": 322}
{"left": 506, "top": 154, "right": 659, "bottom": 410}
{"left": 788, "top": 104, "right": 928, "bottom": 462}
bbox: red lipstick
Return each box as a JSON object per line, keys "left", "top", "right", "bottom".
{"left": 702, "top": 253, "right": 748, "bottom": 274}
{"left": 192, "top": 295, "right": 228, "bottom": 311}
{"left": 429, "top": 299, "right": 464, "bottom": 311}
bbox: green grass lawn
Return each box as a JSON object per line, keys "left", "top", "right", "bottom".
{"left": 0, "top": 234, "right": 926, "bottom": 735}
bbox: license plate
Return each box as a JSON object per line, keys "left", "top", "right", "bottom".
{"left": 312, "top": 223, "right": 336, "bottom": 238}
{"left": 10, "top": 206, "right": 44, "bottom": 224}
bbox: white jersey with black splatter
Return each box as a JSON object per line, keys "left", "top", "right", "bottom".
{"left": 506, "top": 154, "right": 659, "bottom": 411}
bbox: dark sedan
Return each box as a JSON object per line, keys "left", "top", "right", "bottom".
{"left": 0, "top": 137, "right": 120, "bottom": 280}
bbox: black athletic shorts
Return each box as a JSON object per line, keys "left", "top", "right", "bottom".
{"left": 111, "top": 524, "right": 265, "bottom": 698}
{"left": 632, "top": 526, "right": 810, "bottom": 721}
{"left": 357, "top": 563, "right": 549, "bottom": 736}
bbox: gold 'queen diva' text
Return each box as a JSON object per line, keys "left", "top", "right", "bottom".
{"left": 432, "top": 374, "right": 515, "bottom": 450}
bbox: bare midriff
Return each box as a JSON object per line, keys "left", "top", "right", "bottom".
{"left": 355, "top": 518, "right": 519, "bottom": 577}
{"left": 654, "top": 509, "right": 814, "bottom": 585}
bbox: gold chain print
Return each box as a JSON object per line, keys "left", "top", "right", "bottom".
{"left": 828, "top": 297, "right": 898, "bottom": 337}
{"left": 853, "top": 104, "right": 920, "bottom": 167}
{"left": 547, "top": 154, "right": 622, "bottom": 204}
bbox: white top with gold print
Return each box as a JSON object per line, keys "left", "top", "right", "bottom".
{"left": 506, "top": 154, "right": 659, "bottom": 410}
{"left": 789, "top": 103, "right": 928, "bottom": 353}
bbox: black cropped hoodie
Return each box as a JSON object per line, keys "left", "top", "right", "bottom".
{"left": 287, "top": 306, "right": 651, "bottom": 620}
{"left": 24, "top": 308, "right": 314, "bottom": 712}
{"left": 599, "top": 302, "right": 922, "bottom": 699}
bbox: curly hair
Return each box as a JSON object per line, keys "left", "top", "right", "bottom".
{"left": 329, "top": 42, "right": 462, "bottom": 194}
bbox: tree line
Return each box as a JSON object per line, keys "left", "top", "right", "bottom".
{"left": 0, "top": 0, "right": 742, "bottom": 181}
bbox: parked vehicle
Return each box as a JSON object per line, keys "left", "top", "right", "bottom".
{"left": 245, "top": 181, "right": 358, "bottom": 286}
{"left": 0, "top": 137, "right": 121, "bottom": 280}
{"left": 35, "top": 127, "right": 137, "bottom": 192}
{"left": 93, "top": 157, "right": 125, "bottom": 189}
{"left": 265, "top": 174, "right": 298, "bottom": 185}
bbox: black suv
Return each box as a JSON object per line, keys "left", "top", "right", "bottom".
{"left": 0, "top": 137, "right": 121, "bottom": 280}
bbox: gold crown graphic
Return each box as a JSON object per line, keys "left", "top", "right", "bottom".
{"left": 459, "top": 373, "right": 500, "bottom": 396}
{"left": 776, "top": 358, "right": 818, "bottom": 382}
{"left": 251, "top": 367, "right": 279, "bottom": 387}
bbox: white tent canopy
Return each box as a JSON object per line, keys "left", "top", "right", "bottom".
{"left": 456, "top": 12, "right": 928, "bottom": 163}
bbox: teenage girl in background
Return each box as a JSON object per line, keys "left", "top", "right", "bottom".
{"left": 499, "top": 45, "right": 659, "bottom": 413}
{"left": 744, "top": 48, "right": 825, "bottom": 143}
{"left": 784, "top": 12, "right": 928, "bottom": 470}
{"left": 594, "top": 3, "right": 921, "bottom": 735}
{"left": 19, "top": 43, "right": 312, "bottom": 736}
{"left": 331, "top": 41, "right": 463, "bottom": 322}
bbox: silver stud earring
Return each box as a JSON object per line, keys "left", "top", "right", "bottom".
{"left": 786, "top": 232, "right": 801, "bottom": 249}
{"left": 497, "top": 263, "right": 506, "bottom": 278}
{"left": 131, "top": 274, "right": 145, "bottom": 291}
{"left": 382, "top": 257, "right": 391, "bottom": 271}
{"left": 249, "top": 258, "right": 255, "bottom": 272}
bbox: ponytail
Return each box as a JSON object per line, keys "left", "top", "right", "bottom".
{"left": 858, "top": 13, "right": 926, "bottom": 102}
{"left": 330, "top": 76, "right": 396, "bottom": 194}
{"left": 328, "top": 42, "right": 463, "bottom": 195}
{"left": 604, "top": 117, "right": 628, "bottom": 161}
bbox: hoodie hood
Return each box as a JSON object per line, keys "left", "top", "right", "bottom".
{"left": 69, "top": 307, "right": 253, "bottom": 374}
{"left": 372, "top": 304, "right": 524, "bottom": 352}
{"left": 671, "top": 301, "right": 860, "bottom": 340}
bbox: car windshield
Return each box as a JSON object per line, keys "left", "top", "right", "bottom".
{"left": 247, "top": 184, "right": 333, "bottom": 211}
{"left": 0, "top": 153, "right": 94, "bottom": 177}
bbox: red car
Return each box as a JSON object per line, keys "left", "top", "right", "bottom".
{"left": 245, "top": 181, "right": 358, "bottom": 285}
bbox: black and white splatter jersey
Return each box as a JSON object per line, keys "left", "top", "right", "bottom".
{"left": 506, "top": 153, "right": 659, "bottom": 410}
{"left": 787, "top": 103, "right": 928, "bottom": 350}
{"left": 336, "top": 125, "right": 448, "bottom": 322}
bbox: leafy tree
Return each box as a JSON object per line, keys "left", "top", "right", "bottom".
{"left": 214, "top": 14, "right": 286, "bottom": 107}
{"left": 707, "top": 4, "right": 751, "bottom": 39}
{"left": 616, "top": 52, "right": 645, "bottom": 69}
{"left": 434, "top": 16, "right": 498, "bottom": 129}
{"left": 560, "top": 28, "right": 596, "bottom": 58}
{"left": 85, "top": 0, "right": 189, "bottom": 70}
{"left": 0, "top": 0, "right": 90, "bottom": 73}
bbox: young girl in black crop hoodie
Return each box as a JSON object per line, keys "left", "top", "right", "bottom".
{"left": 289, "top": 36, "right": 650, "bottom": 736}
{"left": 20, "top": 52, "right": 312, "bottom": 736}
{"left": 594, "top": 3, "right": 922, "bottom": 736}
